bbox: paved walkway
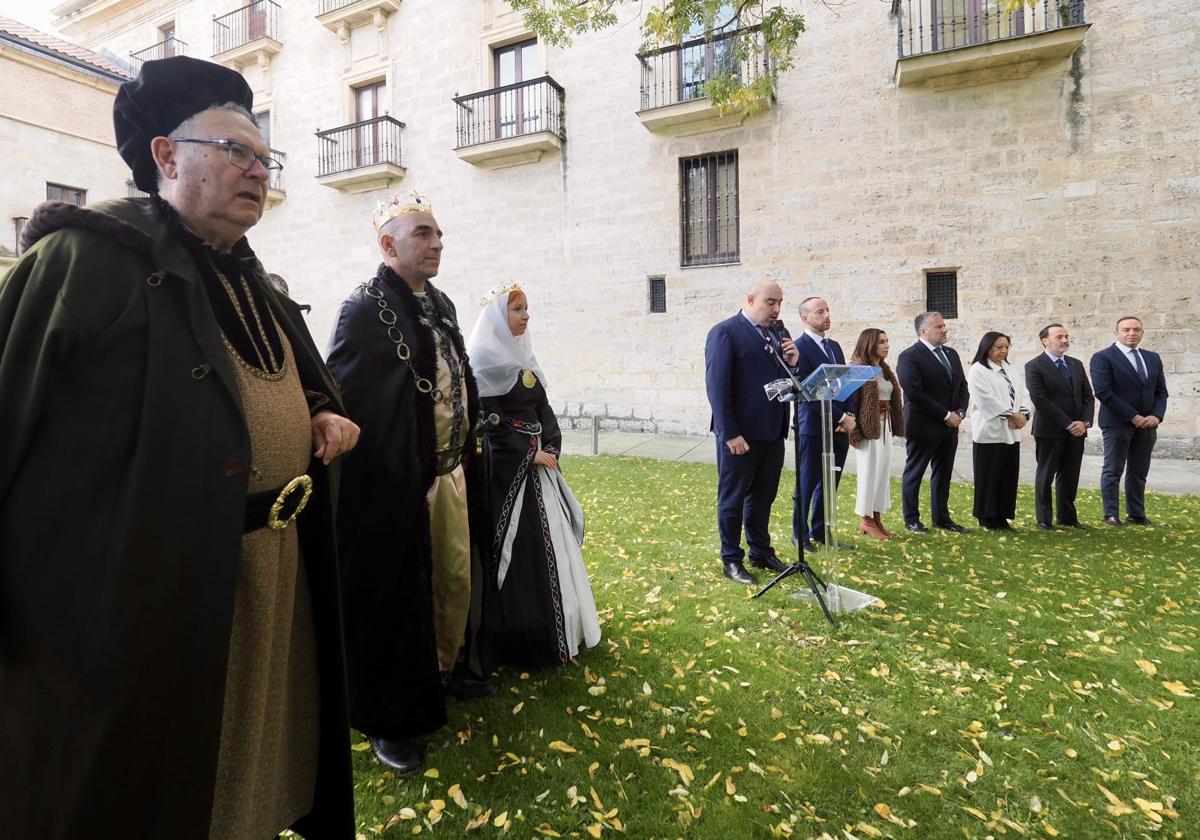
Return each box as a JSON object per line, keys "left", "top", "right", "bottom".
{"left": 560, "top": 429, "right": 1200, "bottom": 497}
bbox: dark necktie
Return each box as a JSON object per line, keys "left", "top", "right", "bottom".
{"left": 821, "top": 337, "right": 835, "bottom": 363}
{"left": 1132, "top": 348, "right": 1147, "bottom": 381}
{"left": 1054, "top": 356, "right": 1071, "bottom": 382}
{"left": 759, "top": 325, "right": 775, "bottom": 350}
{"left": 998, "top": 365, "right": 1015, "bottom": 405}
{"left": 934, "top": 346, "right": 953, "bottom": 379}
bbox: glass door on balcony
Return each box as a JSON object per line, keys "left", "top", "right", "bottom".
{"left": 248, "top": 0, "right": 268, "bottom": 40}
{"left": 355, "top": 81, "right": 384, "bottom": 166}
{"left": 159, "top": 23, "right": 177, "bottom": 56}
{"left": 931, "top": 0, "right": 1024, "bottom": 50}
{"left": 493, "top": 39, "right": 539, "bottom": 139}
{"left": 678, "top": 2, "right": 739, "bottom": 102}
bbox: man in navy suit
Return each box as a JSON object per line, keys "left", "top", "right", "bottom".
{"left": 1025, "top": 323, "right": 1095, "bottom": 530}
{"left": 792, "top": 297, "right": 855, "bottom": 551}
{"left": 896, "top": 312, "right": 970, "bottom": 533}
{"left": 705, "top": 279, "right": 799, "bottom": 584}
{"left": 1089, "top": 316, "right": 1168, "bottom": 526}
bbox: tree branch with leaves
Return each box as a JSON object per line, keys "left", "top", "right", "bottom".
{"left": 507, "top": 1, "right": 807, "bottom": 115}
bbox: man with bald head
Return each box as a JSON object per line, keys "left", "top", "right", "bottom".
{"left": 791, "top": 296, "right": 855, "bottom": 551}
{"left": 326, "top": 191, "right": 493, "bottom": 775}
{"left": 705, "top": 279, "right": 799, "bottom": 585}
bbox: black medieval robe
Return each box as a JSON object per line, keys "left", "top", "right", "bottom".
{"left": 325, "top": 265, "right": 485, "bottom": 740}
{"left": 0, "top": 199, "right": 354, "bottom": 839}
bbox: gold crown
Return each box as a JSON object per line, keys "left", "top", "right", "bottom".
{"left": 479, "top": 282, "right": 523, "bottom": 308}
{"left": 372, "top": 190, "right": 434, "bottom": 230}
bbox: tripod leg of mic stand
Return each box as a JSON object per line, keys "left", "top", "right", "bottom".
{"left": 753, "top": 562, "right": 799, "bottom": 598}
{"left": 801, "top": 565, "right": 836, "bottom": 624}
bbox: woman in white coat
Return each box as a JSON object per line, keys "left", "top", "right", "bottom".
{"left": 967, "top": 331, "right": 1030, "bottom": 530}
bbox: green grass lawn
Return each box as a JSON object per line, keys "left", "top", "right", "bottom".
{"left": 348, "top": 456, "right": 1198, "bottom": 839}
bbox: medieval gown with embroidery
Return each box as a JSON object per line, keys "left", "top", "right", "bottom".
{"left": 479, "top": 372, "right": 600, "bottom": 670}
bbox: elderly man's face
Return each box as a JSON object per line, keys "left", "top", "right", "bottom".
{"left": 381, "top": 211, "right": 443, "bottom": 283}
{"left": 164, "top": 108, "right": 268, "bottom": 243}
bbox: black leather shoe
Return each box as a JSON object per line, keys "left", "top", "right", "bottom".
{"left": 801, "top": 540, "right": 818, "bottom": 554}
{"left": 935, "top": 520, "right": 967, "bottom": 533}
{"left": 905, "top": 522, "right": 928, "bottom": 534}
{"left": 723, "top": 561, "right": 756, "bottom": 585}
{"left": 1037, "top": 522, "right": 1055, "bottom": 531}
{"left": 1104, "top": 515, "right": 1122, "bottom": 526}
{"left": 369, "top": 737, "right": 424, "bottom": 774}
{"left": 749, "top": 553, "right": 788, "bottom": 573}
{"left": 1063, "top": 522, "right": 1087, "bottom": 530}
{"left": 444, "top": 672, "right": 497, "bottom": 700}
{"left": 1127, "top": 516, "right": 1153, "bottom": 526}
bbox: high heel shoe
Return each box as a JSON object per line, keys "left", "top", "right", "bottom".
{"left": 859, "top": 515, "right": 887, "bottom": 540}
{"left": 873, "top": 512, "right": 893, "bottom": 540}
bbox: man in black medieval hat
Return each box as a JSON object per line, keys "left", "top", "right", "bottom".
{"left": 0, "top": 56, "right": 359, "bottom": 839}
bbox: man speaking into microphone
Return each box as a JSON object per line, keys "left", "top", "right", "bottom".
{"left": 704, "top": 279, "right": 799, "bottom": 585}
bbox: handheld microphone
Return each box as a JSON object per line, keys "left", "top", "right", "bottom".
{"left": 769, "top": 319, "right": 790, "bottom": 343}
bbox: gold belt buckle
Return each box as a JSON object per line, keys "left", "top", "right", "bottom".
{"left": 268, "top": 474, "right": 314, "bottom": 530}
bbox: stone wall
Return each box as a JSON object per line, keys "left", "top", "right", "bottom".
{"left": 54, "top": 0, "right": 1200, "bottom": 455}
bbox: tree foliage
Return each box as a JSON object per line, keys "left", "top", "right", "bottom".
{"left": 506, "top": 1, "right": 807, "bottom": 115}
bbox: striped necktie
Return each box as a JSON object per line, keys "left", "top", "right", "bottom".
{"left": 998, "top": 365, "right": 1015, "bottom": 405}
{"left": 934, "top": 346, "right": 953, "bottom": 378}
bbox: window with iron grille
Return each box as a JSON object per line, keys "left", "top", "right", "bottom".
{"left": 46, "top": 183, "right": 86, "bottom": 206}
{"left": 680, "top": 151, "right": 738, "bottom": 267}
{"left": 13, "top": 217, "right": 28, "bottom": 255}
{"left": 925, "top": 270, "right": 958, "bottom": 319}
{"left": 648, "top": 276, "right": 667, "bottom": 313}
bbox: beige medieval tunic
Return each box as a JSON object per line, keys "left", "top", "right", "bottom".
{"left": 418, "top": 291, "right": 473, "bottom": 673}
{"left": 208, "top": 327, "right": 321, "bottom": 839}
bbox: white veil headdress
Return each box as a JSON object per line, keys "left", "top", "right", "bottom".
{"left": 466, "top": 287, "right": 548, "bottom": 399}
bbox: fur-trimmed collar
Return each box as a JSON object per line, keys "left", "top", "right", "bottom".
{"left": 21, "top": 200, "right": 155, "bottom": 255}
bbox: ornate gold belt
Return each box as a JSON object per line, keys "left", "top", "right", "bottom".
{"left": 243, "top": 474, "right": 314, "bottom": 533}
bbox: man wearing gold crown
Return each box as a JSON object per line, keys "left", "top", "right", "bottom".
{"left": 326, "top": 190, "right": 493, "bottom": 774}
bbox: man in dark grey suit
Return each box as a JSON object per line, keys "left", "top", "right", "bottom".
{"left": 896, "top": 311, "right": 970, "bottom": 533}
{"left": 1089, "top": 316, "right": 1169, "bottom": 526}
{"left": 1024, "top": 323, "right": 1095, "bottom": 530}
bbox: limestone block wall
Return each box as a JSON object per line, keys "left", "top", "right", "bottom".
{"left": 56, "top": 0, "right": 1200, "bottom": 454}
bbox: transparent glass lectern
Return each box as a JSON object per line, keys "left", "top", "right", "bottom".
{"left": 796, "top": 363, "right": 880, "bottom": 614}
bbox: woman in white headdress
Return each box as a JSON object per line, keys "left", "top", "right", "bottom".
{"left": 467, "top": 285, "right": 600, "bottom": 669}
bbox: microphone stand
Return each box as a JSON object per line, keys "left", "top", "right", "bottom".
{"left": 753, "top": 337, "right": 834, "bottom": 624}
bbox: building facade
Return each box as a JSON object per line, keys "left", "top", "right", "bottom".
{"left": 43, "top": 0, "right": 1200, "bottom": 454}
{"left": 0, "top": 16, "right": 132, "bottom": 271}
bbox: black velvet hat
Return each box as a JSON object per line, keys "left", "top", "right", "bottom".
{"left": 114, "top": 56, "right": 254, "bottom": 192}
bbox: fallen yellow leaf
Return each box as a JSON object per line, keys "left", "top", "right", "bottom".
{"left": 1135, "top": 659, "right": 1157, "bottom": 676}
{"left": 548, "top": 740, "right": 577, "bottom": 753}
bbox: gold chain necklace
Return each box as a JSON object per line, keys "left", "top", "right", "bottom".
{"left": 212, "top": 265, "right": 285, "bottom": 379}
{"left": 364, "top": 284, "right": 463, "bottom": 406}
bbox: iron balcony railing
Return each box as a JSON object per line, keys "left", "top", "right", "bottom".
{"left": 125, "top": 179, "right": 149, "bottom": 198}
{"left": 317, "top": 0, "right": 358, "bottom": 14}
{"left": 895, "top": 0, "right": 1086, "bottom": 58}
{"left": 213, "top": 0, "right": 280, "bottom": 56}
{"left": 638, "top": 25, "right": 769, "bottom": 111}
{"left": 453, "top": 76, "right": 565, "bottom": 149}
{"left": 268, "top": 148, "right": 285, "bottom": 192}
{"left": 316, "top": 116, "right": 404, "bottom": 176}
{"left": 129, "top": 37, "right": 186, "bottom": 74}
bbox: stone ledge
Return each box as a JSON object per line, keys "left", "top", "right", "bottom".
{"left": 316, "top": 161, "right": 407, "bottom": 193}
{"left": 455, "top": 131, "right": 562, "bottom": 169}
{"left": 636, "top": 96, "right": 769, "bottom": 136}
{"left": 895, "top": 24, "right": 1090, "bottom": 88}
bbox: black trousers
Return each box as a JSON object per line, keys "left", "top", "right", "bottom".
{"left": 1034, "top": 435, "right": 1085, "bottom": 525}
{"left": 715, "top": 437, "right": 784, "bottom": 565}
{"left": 902, "top": 429, "right": 959, "bottom": 526}
{"left": 972, "top": 441, "right": 1020, "bottom": 523}
{"left": 1100, "top": 425, "right": 1157, "bottom": 519}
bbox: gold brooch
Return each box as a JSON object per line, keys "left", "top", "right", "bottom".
{"left": 521, "top": 369, "right": 537, "bottom": 389}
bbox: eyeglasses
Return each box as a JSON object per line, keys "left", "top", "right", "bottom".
{"left": 172, "top": 138, "right": 283, "bottom": 173}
